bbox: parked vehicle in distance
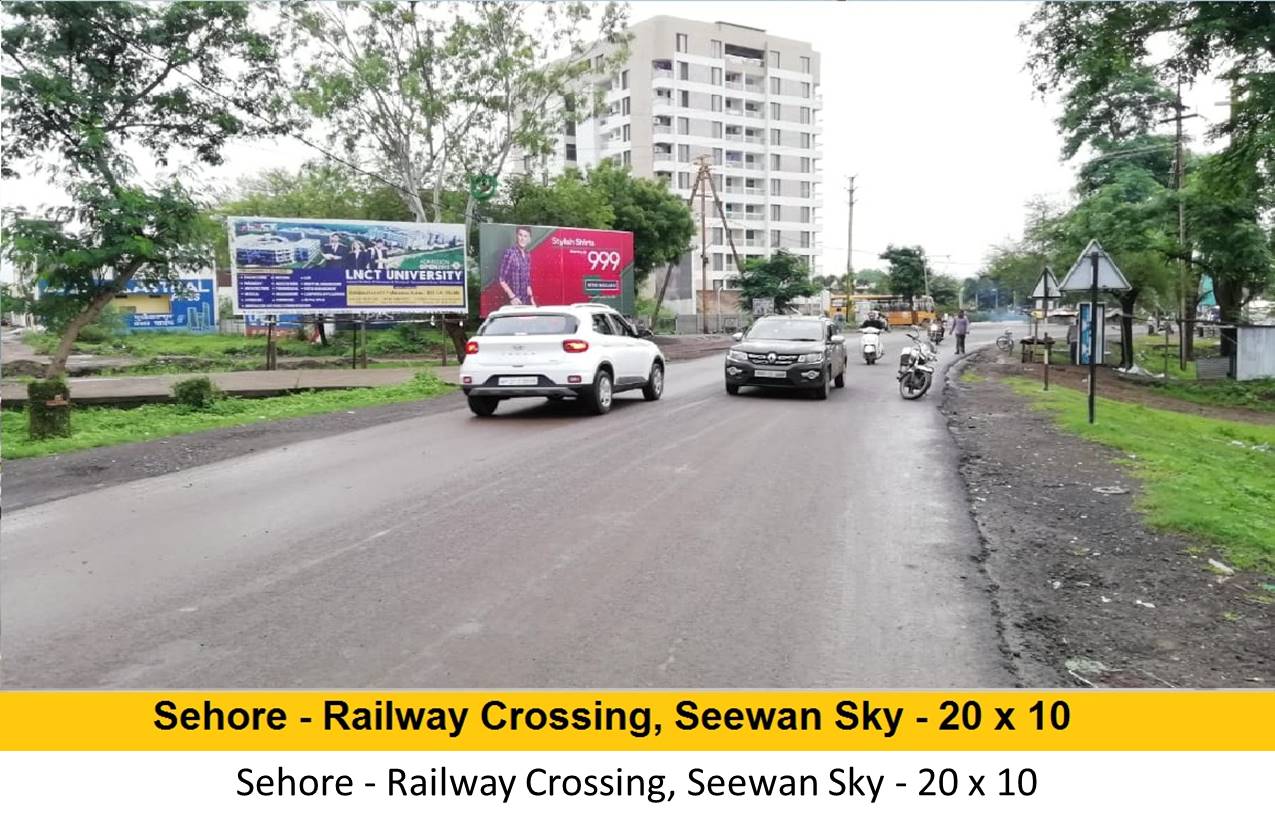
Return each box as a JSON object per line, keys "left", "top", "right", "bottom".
{"left": 724, "top": 315, "right": 847, "bottom": 399}
{"left": 897, "top": 327, "right": 937, "bottom": 399}
{"left": 460, "top": 304, "right": 665, "bottom": 417}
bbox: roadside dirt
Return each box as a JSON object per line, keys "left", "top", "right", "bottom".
{"left": 943, "top": 348, "right": 1274, "bottom": 688}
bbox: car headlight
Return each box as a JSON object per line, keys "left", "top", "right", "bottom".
{"left": 800, "top": 352, "right": 825, "bottom": 363}
{"left": 727, "top": 349, "right": 748, "bottom": 362}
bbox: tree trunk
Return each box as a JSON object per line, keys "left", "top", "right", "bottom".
{"left": 442, "top": 318, "right": 468, "bottom": 360}
{"left": 650, "top": 261, "right": 675, "bottom": 330}
{"left": 44, "top": 289, "right": 120, "bottom": 378}
{"left": 1213, "top": 277, "right": 1245, "bottom": 358}
{"left": 1119, "top": 289, "right": 1138, "bottom": 369}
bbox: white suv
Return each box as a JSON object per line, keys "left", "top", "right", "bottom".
{"left": 460, "top": 304, "right": 666, "bottom": 417}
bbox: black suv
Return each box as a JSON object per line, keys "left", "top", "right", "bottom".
{"left": 724, "top": 315, "right": 848, "bottom": 399}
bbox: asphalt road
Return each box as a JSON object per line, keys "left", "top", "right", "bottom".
{"left": 1, "top": 323, "right": 1027, "bottom": 688}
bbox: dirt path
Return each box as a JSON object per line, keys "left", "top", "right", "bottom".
{"left": 942, "top": 349, "right": 1273, "bottom": 688}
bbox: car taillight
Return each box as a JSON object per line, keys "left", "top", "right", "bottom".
{"left": 563, "top": 339, "right": 589, "bottom": 353}
{"left": 465, "top": 340, "right": 479, "bottom": 355}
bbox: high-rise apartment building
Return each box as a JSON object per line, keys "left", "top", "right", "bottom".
{"left": 519, "top": 16, "right": 822, "bottom": 316}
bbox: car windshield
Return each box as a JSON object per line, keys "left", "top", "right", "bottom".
{"left": 746, "top": 319, "right": 824, "bottom": 342}
{"left": 480, "top": 314, "right": 579, "bottom": 336}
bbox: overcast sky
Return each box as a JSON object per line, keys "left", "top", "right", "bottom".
{"left": 4, "top": 1, "right": 1232, "bottom": 281}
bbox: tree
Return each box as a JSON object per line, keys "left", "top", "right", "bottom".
{"left": 218, "top": 162, "right": 414, "bottom": 224}
{"left": 853, "top": 268, "right": 889, "bottom": 291}
{"left": 879, "top": 245, "right": 929, "bottom": 322}
{"left": 286, "top": 1, "right": 629, "bottom": 356}
{"left": 1, "top": 1, "right": 287, "bottom": 377}
{"left": 585, "top": 161, "right": 695, "bottom": 290}
{"left": 737, "top": 250, "right": 817, "bottom": 314}
{"left": 928, "top": 274, "right": 960, "bottom": 309}
{"left": 496, "top": 169, "right": 616, "bottom": 230}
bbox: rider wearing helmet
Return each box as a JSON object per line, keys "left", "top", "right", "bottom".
{"left": 859, "top": 309, "right": 889, "bottom": 331}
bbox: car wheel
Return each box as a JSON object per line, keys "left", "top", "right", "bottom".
{"left": 642, "top": 361, "right": 664, "bottom": 401}
{"left": 813, "top": 369, "right": 829, "bottom": 400}
{"left": 467, "top": 396, "right": 499, "bottom": 417}
{"left": 725, "top": 382, "right": 740, "bottom": 396}
{"left": 834, "top": 367, "right": 846, "bottom": 388}
{"left": 584, "top": 369, "right": 613, "bottom": 415}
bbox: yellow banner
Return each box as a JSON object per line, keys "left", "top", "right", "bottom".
{"left": 345, "top": 284, "right": 464, "bottom": 307}
{"left": 0, "top": 691, "right": 1271, "bottom": 752}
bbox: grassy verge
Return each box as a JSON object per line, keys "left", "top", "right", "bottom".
{"left": 1, "top": 371, "right": 454, "bottom": 461}
{"left": 1144, "top": 377, "right": 1275, "bottom": 413}
{"left": 1131, "top": 334, "right": 1220, "bottom": 381}
{"left": 21, "top": 326, "right": 453, "bottom": 360}
{"left": 1004, "top": 377, "right": 1275, "bottom": 573}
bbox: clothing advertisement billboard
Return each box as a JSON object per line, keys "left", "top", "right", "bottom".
{"left": 228, "top": 217, "right": 467, "bottom": 315}
{"left": 478, "top": 223, "right": 635, "bottom": 318}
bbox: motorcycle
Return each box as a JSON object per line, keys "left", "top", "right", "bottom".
{"left": 859, "top": 326, "right": 885, "bottom": 365}
{"left": 897, "top": 328, "right": 937, "bottom": 399}
{"left": 928, "top": 321, "right": 945, "bottom": 346}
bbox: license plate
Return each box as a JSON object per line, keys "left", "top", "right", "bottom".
{"left": 754, "top": 369, "right": 787, "bottom": 379}
{"left": 498, "top": 376, "right": 538, "bottom": 386}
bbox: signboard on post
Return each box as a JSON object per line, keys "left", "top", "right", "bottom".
{"left": 1031, "top": 267, "right": 1061, "bottom": 310}
{"left": 1060, "top": 240, "right": 1131, "bottom": 293}
{"left": 228, "top": 217, "right": 467, "bottom": 315}
{"left": 477, "top": 223, "right": 635, "bottom": 317}
{"left": 112, "top": 277, "right": 218, "bottom": 331}
{"left": 1077, "top": 302, "right": 1106, "bottom": 365}
{"left": 752, "top": 297, "right": 775, "bottom": 317}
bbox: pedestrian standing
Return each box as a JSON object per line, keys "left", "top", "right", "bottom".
{"left": 951, "top": 309, "right": 969, "bottom": 354}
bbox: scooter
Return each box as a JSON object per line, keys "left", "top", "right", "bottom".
{"left": 897, "top": 328, "right": 937, "bottom": 399}
{"left": 859, "top": 327, "right": 885, "bottom": 364}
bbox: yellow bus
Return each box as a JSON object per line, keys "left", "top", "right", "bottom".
{"left": 828, "top": 294, "right": 937, "bottom": 327}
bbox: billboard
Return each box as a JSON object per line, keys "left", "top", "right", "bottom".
{"left": 109, "top": 277, "right": 218, "bottom": 331}
{"left": 228, "top": 217, "right": 467, "bottom": 315}
{"left": 478, "top": 223, "right": 635, "bottom": 318}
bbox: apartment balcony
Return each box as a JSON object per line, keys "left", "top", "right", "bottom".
{"left": 723, "top": 132, "right": 765, "bottom": 146}
{"left": 725, "top": 53, "right": 764, "bottom": 68}
{"left": 653, "top": 150, "right": 674, "bottom": 162}
{"left": 724, "top": 186, "right": 766, "bottom": 197}
{"left": 723, "top": 158, "right": 765, "bottom": 170}
{"left": 653, "top": 67, "right": 673, "bottom": 79}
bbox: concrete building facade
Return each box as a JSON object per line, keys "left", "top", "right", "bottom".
{"left": 520, "top": 16, "right": 823, "bottom": 317}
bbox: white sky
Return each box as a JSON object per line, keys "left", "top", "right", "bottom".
{"left": 3, "top": 1, "right": 1233, "bottom": 282}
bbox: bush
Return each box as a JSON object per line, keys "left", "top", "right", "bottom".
{"left": 75, "top": 306, "right": 128, "bottom": 344}
{"left": 27, "top": 377, "right": 72, "bottom": 439}
{"left": 171, "top": 376, "right": 222, "bottom": 409}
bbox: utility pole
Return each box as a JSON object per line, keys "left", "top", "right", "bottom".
{"left": 845, "top": 175, "right": 857, "bottom": 291}
{"left": 688, "top": 156, "right": 744, "bottom": 333}
{"left": 1161, "top": 81, "right": 1199, "bottom": 370}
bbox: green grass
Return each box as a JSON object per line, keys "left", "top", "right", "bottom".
{"left": 1004, "top": 377, "right": 1275, "bottom": 574}
{"left": 1, "top": 371, "right": 454, "bottom": 460}
{"left": 1131, "top": 334, "right": 1220, "bottom": 381}
{"left": 1144, "top": 377, "right": 1275, "bottom": 413}
{"left": 21, "top": 326, "right": 453, "bottom": 360}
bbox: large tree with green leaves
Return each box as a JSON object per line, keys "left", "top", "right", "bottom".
{"left": 737, "top": 250, "right": 817, "bottom": 314}
{"left": 585, "top": 161, "right": 695, "bottom": 289}
{"left": 2, "top": 1, "right": 287, "bottom": 377}
{"left": 879, "top": 245, "right": 930, "bottom": 322}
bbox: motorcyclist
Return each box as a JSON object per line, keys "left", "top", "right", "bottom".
{"left": 859, "top": 310, "right": 888, "bottom": 331}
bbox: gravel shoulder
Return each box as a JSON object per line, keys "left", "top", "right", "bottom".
{"left": 942, "top": 348, "right": 1273, "bottom": 688}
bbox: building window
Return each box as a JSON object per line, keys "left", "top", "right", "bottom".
{"left": 801, "top": 206, "right": 811, "bottom": 223}
{"left": 621, "top": 70, "right": 629, "bottom": 90}
{"left": 770, "top": 77, "right": 782, "bottom": 95}
{"left": 801, "top": 231, "right": 811, "bottom": 247}
{"left": 800, "top": 106, "right": 811, "bottom": 124}
{"left": 679, "top": 89, "right": 690, "bottom": 108}
{"left": 801, "top": 56, "right": 811, "bottom": 74}
{"left": 711, "top": 39, "right": 722, "bottom": 58}
{"left": 771, "top": 128, "right": 781, "bottom": 144}
{"left": 678, "top": 171, "right": 691, "bottom": 189}
{"left": 622, "top": 96, "right": 631, "bottom": 115}
{"left": 713, "top": 253, "right": 724, "bottom": 271}
{"left": 771, "top": 102, "right": 781, "bottom": 120}
{"left": 769, "top": 50, "right": 780, "bottom": 68}
{"left": 771, "top": 204, "right": 781, "bottom": 221}
{"left": 622, "top": 123, "right": 631, "bottom": 141}
{"left": 712, "top": 121, "right": 723, "bottom": 138}
{"left": 677, "top": 116, "right": 689, "bottom": 135}
{"left": 802, "top": 81, "right": 811, "bottom": 98}
{"left": 800, "top": 180, "right": 811, "bottom": 198}
{"left": 595, "top": 55, "right": 605, "bottom": 70}
{"left": 713, "top": 174, "right": 722, "bottom": 191}
{"left": 770, "top": 153, "right": 781, "bottom": 170}
{"left": 801, "top": 132, "right": 811, "bottom": 149}
{"left": 712, "top": 147, "right": 723, "bottom": 164}
{"left": 623, "top": 150, "right": 632, "bottom": 167}
{"left": 678, "top": 61, "right": 689, "bottom": 80}
{"left": 566, "top": 145, "right": 578, "bottom": 162}
{"left": 770, "top": 230, "right": 781, "bottom": 247}
{"left": 770, "top": 178, "right": 781, "bottom": 196}
{"left": 711, "top": 94, "right": 722, "bottom": 112}
{"left": 678, "top": 144, "right": 690, "bottom": 163}
{"left": 676, "top": 33, "right": 688, "bottom": 52}
{"left": 800, "top": 156, "right": 810, "bottom": 173}
{"left": 712, "top": 227, "right": 723, "bottom": 245}
{"left": 711, "top": 66, "right": 722, "bottom": 85}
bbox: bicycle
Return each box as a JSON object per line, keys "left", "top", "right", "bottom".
{"left": 995, "top": 329, "right": 1015, "bottom": 351}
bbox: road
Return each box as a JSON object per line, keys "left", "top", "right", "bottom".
{"left": 1, "top": 323, "right": 1026, "bottom": 688}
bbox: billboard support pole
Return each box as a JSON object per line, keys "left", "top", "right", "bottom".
{"left": 266, "top": 315, "right": 277, "bottom": 371}
{"left": 359, "top": 315, "right": 368, "bottom": 369}
{"left": 1088, "top": 251, "right": 1099, "bottom": 424}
